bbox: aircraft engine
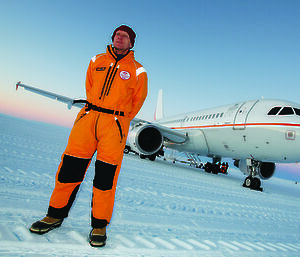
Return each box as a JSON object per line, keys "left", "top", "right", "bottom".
{"left": 234, "top": 159, "right": 276, "bottom": 180}
{"left": 259, "top": 162, "right": 276, "bottom": 179}
{"left": 127, "top": 124, "right": 163, "bottom": 156}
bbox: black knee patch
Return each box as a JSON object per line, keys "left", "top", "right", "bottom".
{"left": 94, "top": 160, "right": 117, "bottom": 191}
{"left": 58, "top": 155, "right": 90, "bottom": 183}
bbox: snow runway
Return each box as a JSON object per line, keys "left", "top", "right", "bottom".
{"left": 0, "top": 114, "right": 299, "bottom": 256}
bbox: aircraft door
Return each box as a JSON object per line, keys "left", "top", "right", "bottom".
{"left": 233, "top": 100, "right": 259, "bottom": 130}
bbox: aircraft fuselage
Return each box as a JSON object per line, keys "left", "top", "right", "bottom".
{"left": 157, "top": 99, "right": 300, "bottom": 163}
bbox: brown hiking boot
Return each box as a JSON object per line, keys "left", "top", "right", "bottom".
{"left": 29, "top": 216, "right": 63, "bottom": 234}
{"left": 89, "top": 227, "right": 107, "bottom": 247}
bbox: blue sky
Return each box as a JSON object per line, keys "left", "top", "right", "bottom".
{"left": 0, "top": 0, "right": 299, "bottom": 180}
{"left": 1, "top": 0, "right": 300, "bottom": 126}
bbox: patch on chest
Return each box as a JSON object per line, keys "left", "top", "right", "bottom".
{"left": 119, "top": 71, "right": 131, "bottom": 80}
{"left": 96, "top": 67, "right": 106, "bottom": 71}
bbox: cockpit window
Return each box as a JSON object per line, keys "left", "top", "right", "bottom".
{"left": 267, "top": 107, "right": 281, "bottom": 115}
{"left": 268, "top": 106, "right": 300, "bottom": 116}
{"left": 294, "top": 108, "right": 300, "bottom": 116}
{"left": 278, "top": 107, "right": 294, "bottom": 115}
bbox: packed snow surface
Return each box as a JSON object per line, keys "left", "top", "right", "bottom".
{"left": 0, "top": 114, "right": 300, "bottom": 256}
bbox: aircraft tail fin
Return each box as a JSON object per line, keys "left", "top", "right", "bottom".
{"left": 154, "top": 89, "right": 164, "bottom": 121}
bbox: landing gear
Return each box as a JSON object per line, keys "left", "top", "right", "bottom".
{"left": 243, "top": 176, "right": 262, "bottom": 191}
{"left": 204, "top": 162, "right": 213, "bottom": 173}
{"left": 242, "top": 159, "right": 263, "bottom": 191}
{"left": 124, "top": 146, "right": 130, "bottom": 154}
{"left": 204, "top": 157, "right": 221, "bottom": 174}
{"left": 140, "top": 154, "right": 156, "bottom": 161}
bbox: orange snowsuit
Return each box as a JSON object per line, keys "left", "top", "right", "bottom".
{"left": 47, "top": 45, "right": 147, "bottom": 228}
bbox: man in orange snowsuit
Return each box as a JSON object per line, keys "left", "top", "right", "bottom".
{"left": 29, "top": 25, "right": 148, "bottom": 247}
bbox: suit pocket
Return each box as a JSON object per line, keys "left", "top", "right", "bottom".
{"left": 114, "top": 117, "right": 124, "bottom": 143}
{"left": 74, "top": 110, "right": 88, "bottom": 125}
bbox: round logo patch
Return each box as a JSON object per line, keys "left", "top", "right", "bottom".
{"left": 120, "top": 71, "right": 130, "bottom": 80}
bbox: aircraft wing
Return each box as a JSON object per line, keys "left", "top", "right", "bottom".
{"left": 16, "top": 82, "right": 86, "bottom": 109}
{"left": 132, "top": 118, "right": 187, "bottom": 144}
{"left": 152, "top": 123, "right": 187, "bottom": 143}
{"left": 16, "top": 81, "right": 187, "bottom": 144}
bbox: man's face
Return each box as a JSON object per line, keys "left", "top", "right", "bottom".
{"left": 113, "top": 30, "right": 132, "bottom": 52}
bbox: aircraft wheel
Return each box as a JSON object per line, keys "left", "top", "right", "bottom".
{"left": 204, "top": 162, "right": 212, "bottom": 173}
{"left": 124, "top": 148, "right": 130, "bottom": 154}
{"left": 251, "top": 177, "right": 263, "bottom": 191}
{"left": 253, "top": 177, "right": 261, "bottom": 188}
{"left": 243, "top": 176, "right": 253, "bottom": 188}
{"left": 243, "top": 176, "right": 263, "bottom": 191}
{"left": 212, "top": 164, "right": 220, "bottom": 174}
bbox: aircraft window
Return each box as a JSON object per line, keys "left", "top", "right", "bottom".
{"left": 267, "top": 107, "right": 281, "bottom": 115}
{"left": 208, "top": 114, "right": 212, "bottom": 119}
{"left": 212, "top": 114, "right": 215, "bottom": 119}
{"left": 279, "top": 107, "right": 294, "bottom": 115}
{"left": 220, "top": 113, "right": 224, "bottom": 118}
{"left": 205, "top": 115, "right": 208, "bottom": 119}
{"left": 294, "top": 108, "right": 300, "bottom": 116}
{"left": 216, "top": 113, "right": 219, "bottom": 118}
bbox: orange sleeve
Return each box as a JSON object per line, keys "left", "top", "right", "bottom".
{"left": 128, "top": 69, "right": 148, "bottom": 120}
{"left": 85, "top": 58, "right": 94, "bottom": 97}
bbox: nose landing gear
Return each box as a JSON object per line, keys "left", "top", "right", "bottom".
{"left": 242, "top": 159, "right": 263, "bottom": 192}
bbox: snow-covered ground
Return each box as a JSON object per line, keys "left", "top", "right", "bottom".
{"left": 1, "top": 114, "right": 300, "bottom": 257}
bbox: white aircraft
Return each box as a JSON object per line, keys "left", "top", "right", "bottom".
{"left": 16, "top": 82, "right": 300, "bottom": 191}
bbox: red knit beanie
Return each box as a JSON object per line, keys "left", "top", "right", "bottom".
{"left": 112, "top": 25, "right": 136, "bottom": 48}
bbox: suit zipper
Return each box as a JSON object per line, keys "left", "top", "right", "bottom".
{"left": 99, "top": 62, "right": 119, "bottom": 100}
{"left": 99, "top": 63, "right": 113, "bottom": 100}
{"left": 106, "top": 65, "right": 119, "bottom": 96}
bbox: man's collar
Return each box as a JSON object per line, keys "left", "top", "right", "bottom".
{"left": 107, "top": 45, "right": 132, "bottom": 61}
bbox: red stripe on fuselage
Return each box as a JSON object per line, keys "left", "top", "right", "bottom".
{"left": 170, "top": 122, "right": 300, "bottom": 130}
